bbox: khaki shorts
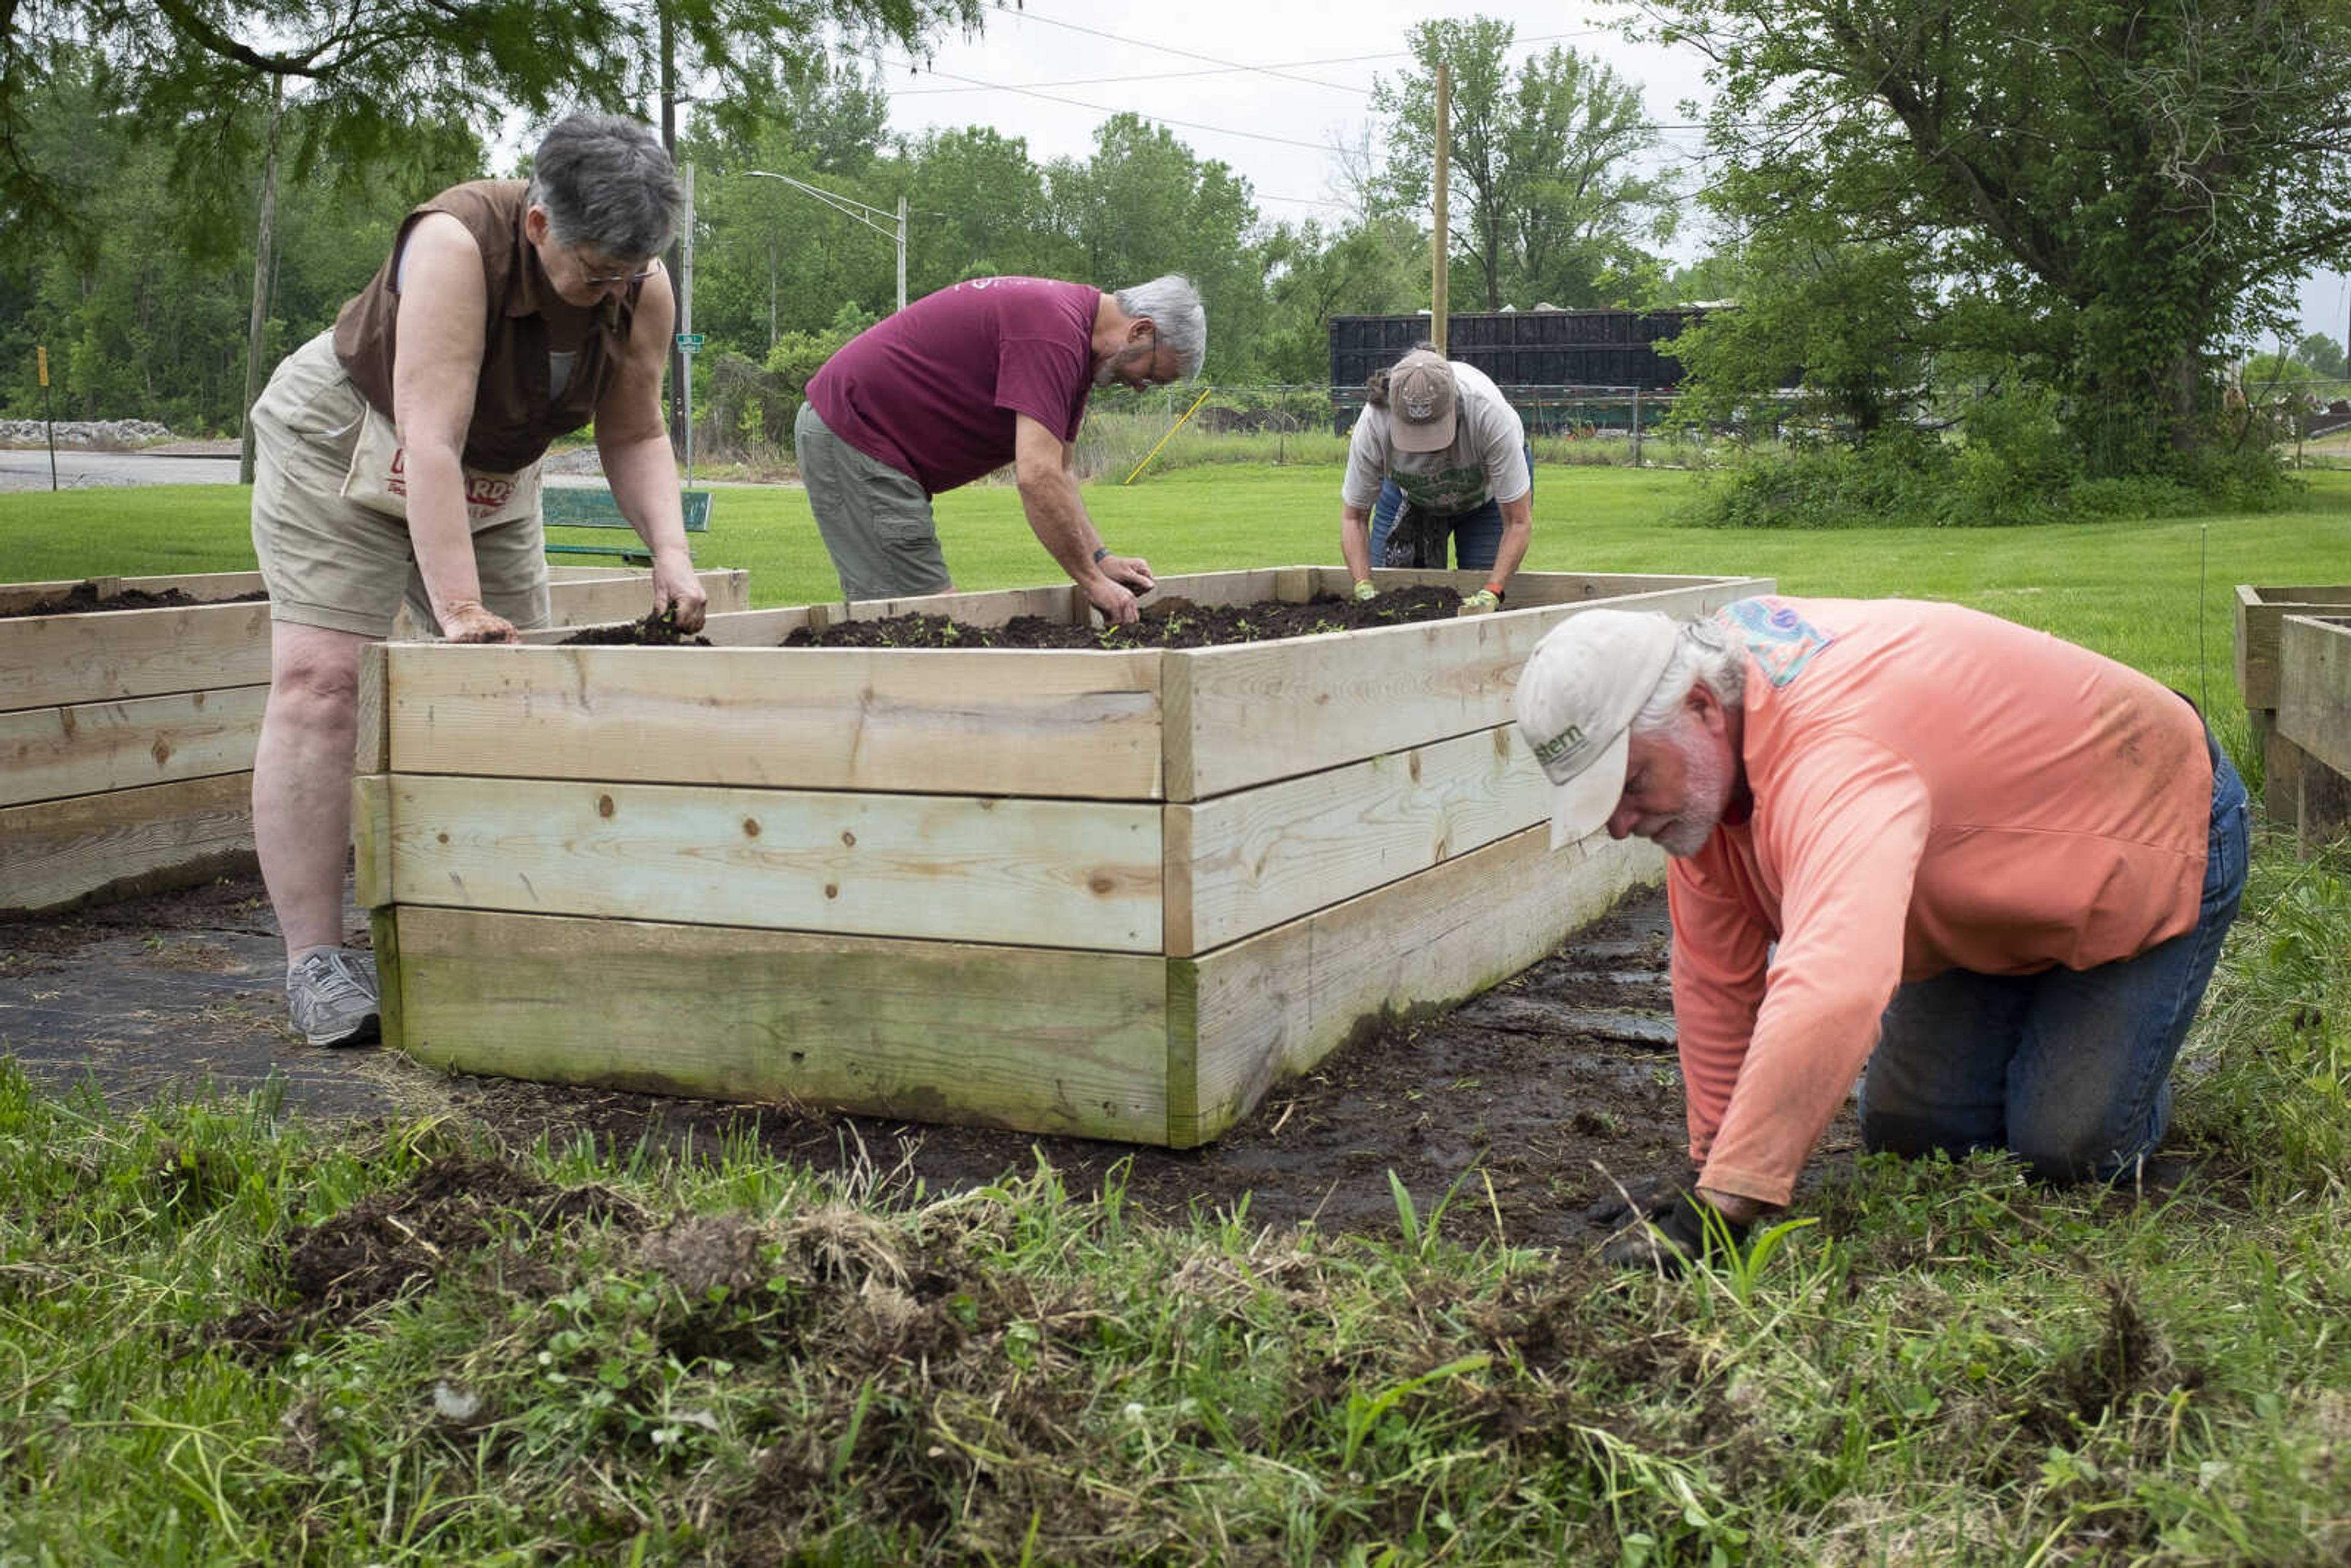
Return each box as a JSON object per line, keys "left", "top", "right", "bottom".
{"left": 795, "top": 400, "right": 950, "bottom": 601}
{"left": 250, "top": 331, "right": 550, "bottom": 639}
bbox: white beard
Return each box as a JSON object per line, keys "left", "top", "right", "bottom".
{"left": 1650, "top": 724, "right": 1734, "bottom": 858}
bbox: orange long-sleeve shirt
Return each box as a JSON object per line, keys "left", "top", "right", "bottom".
{"left": 1670, "top": 598, "right": 2213, "bottom": 1206}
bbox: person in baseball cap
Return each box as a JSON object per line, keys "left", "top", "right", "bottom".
{"left": 1385, "top": 348, "right": 1458, "bottom": 451}
{"left": 1510, "top": 609, "right": 1681, "bottom": 849}
{"left": 1508, "top": 594, "right": 2247, "bottom": 1281}
{"left": 1337, "top": 346, "right": 1535, "bottom": 613}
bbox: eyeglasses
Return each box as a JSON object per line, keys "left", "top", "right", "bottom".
{"left": 577, "top": 255, "right": 656, "bottom": 287}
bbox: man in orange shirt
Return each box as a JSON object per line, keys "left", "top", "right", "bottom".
{"left": 1512, "top": 598, "right": 2250, "bottom": 1269}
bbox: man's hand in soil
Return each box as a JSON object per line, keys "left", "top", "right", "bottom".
{"left": 1584, "top": 1168, "right": 1699, "bottom": 1229}
{"left": 1083, "top": 574, "right": 1142, "bottom": 625}
{"left": 438, "top": 599, "right": 519, "bottom": 644}
{"left": 1457, "top": 587, "right": 1502, "bottom": 617}
{"left": 1352, "top": 579, "right": 1379, "bottom": 603}
{"left": 1100, "top": 553, "right": 1155, "bottom": 595}
{"left": 651, "top": 552, "right": 709, "bottom": 633}
{"left": 1597, "top": 1179, "right": 1765, "bottom": 1275}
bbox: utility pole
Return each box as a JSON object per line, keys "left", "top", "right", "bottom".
{"left": 659, "top": 4, "right": 687, "bottom": 451}
{"left": 678, "top": 162, "right": 695, "bottom": 482}
{"left": 238, "top": 78, "right": 284, "bottom": 486}
{"left": 1431, "top": 62, "right": 1450, "bottom": 357}
{"left": 745, "top": 171, "right": 907, "bottom": 313}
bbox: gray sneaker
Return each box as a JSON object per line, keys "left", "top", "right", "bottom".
{"left": 287, "top": 948, "right": 381, "bottom": 1048}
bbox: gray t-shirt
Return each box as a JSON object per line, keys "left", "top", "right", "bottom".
{"left": 1341, "top": 361, "right": 1530, "bottom": 514}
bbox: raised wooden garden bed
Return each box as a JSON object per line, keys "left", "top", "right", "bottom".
{"left": 2275, "top": 613, "right": 2351, "bottom": 857}
{"left": 2234, "top": 584, "right": 2351, "bottom": 825}
{"left": 356, "top": 565, "right": 1770, "bottom": 1146}
{"left": 1, "top": 566, "right": 749, "bottom": 913}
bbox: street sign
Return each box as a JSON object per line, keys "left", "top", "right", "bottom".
{"left": 675, "top": 332, "right": 705, "bottom": 353}
{"left": 35, "top": 346, "right": 48, "bottom": 387}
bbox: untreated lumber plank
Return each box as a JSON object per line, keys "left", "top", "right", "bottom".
{"left": 0, "top": 685, "right": 267, "bottom": 808}
{"left": 2277, "top": 615, "right": 2351, "bottom": 779}
{"left": 351, "top": 773, "right": 393, "bottom": 909}
{"left": 388, "top": 907, "right": 1172, "bottom": 1141}
{"left": 1163, "top": 576, "right": 1771, "bottom": 801}
{"left": 380, "top": 773, "right": 1164, "bottom": 950}
{"left": 1164, "top": 722, "right": 1548, "bottom": 955}
{"left": 383, "top": 643, "right": 1165, "bottom": 798}
{"left": 0, "top": 771, "right": 256, "bottom": 914}
{"left": 0, "top": 598, "right": 276, "bottom": 710}
{"left": 0, "top": 570, "right": 269, "bottom": 615}
{"left": 1167, "top": 825, "right": 1661, "bottom": 1147}
{"left": 841, "top": 583, "right": 1077, "bottom": 626}
{"left": 1310, "top": 566, "right": 1742, "bottom": 607}
{"left": 2237, "top": 585, "right": 2351, "bottom": 711}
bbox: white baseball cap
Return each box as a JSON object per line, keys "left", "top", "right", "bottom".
{"left": 1511, "top": 609, "right": 1681, "bottom": 849}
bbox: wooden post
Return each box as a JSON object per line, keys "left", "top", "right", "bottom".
{"left": 1431, "top": 63, "right": 1449, "bottom": 356}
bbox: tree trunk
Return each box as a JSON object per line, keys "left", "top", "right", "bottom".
{"left": 238, "top": 80, "right": 283, "bottom": 485}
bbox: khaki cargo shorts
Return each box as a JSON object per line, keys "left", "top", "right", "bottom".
{"left": 250, "top": 331, "right": 550, "bottom": 639}
{"left": 795, "top": 401, "right": 951, "bottom": 601}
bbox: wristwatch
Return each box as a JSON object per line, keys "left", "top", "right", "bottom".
{"left": 1092, "top": 546, "right": 1111, "bottom": 564}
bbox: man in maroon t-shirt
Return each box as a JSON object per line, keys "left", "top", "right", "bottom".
{"left": 796, "top": 274, "right": 1205, "bottom": 623}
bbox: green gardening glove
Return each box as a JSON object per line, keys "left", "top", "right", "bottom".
{"left": 1351, "top": 579, "right": 1378, "bottom": 603}
{"left": 1457, "top": 587, "right": 1502, "bottom": 617}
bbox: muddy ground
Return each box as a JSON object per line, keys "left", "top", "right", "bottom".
{"left": 0, "top": 871, "right": 1853, "bottom": 1246}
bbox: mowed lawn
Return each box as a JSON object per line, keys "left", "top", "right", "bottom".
{"left": 8, "top": 460, "right": 2350, "bottom": 722}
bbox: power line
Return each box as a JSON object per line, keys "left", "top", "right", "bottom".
{"left": 880, "top": 56, "right": 1345, "bottom": 152}
{"left": 990, "top": 10, "right": 1375, "bottom": 95}
{"left": 889, "top": 23, "right": 1615, "bottom": 99}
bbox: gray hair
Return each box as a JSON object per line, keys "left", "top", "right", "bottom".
{"left": 1113, "top": 274, "right": 1207, "bottom": 378}
{"left": 526, "top": 112, "right": 683, "bottom": 260}
{"left": 1630, "top": 617, "right": 1747, "bottom": 737}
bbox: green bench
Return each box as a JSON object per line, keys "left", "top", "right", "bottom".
{"left": 542, "top": 486, "right": 713, "bottom": 565}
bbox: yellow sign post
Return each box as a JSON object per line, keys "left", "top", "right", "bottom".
{"left": 37, "top": 345, "right": 58, "bottom": 490}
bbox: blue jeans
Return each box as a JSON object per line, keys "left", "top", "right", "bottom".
{"left": 1370, "top": 448, "right": 1534, "bottom": 571}
{"left": 1856, "top": 738, "right": 2250, "bottom": 1181}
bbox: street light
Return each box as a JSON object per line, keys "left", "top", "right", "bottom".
{"left": 744, "top": 170, "right": 907, "bottom": 313}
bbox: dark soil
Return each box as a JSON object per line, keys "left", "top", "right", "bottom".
{"left": 558, "top": 607, "right": 711, "bottom": 646}
{"left": 2, "top": 582, "right": 269, "bottom": 617}
{"left": 782, "top": 586, "right": 1464, "bottom": 650}
{"left": 0, "top": 869, "right": 1761, "bottom": 1250}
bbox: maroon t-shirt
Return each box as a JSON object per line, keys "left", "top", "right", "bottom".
{"left": 806, "top": 277, "right": 1100, "bottom": 495}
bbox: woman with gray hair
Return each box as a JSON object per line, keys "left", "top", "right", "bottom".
{"left": 245, "top": 110, "right": 707, "bottom": 1050}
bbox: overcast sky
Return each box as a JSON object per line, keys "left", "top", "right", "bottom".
{"left": 847, "top": 0, "right": 2344, "bottom": 348}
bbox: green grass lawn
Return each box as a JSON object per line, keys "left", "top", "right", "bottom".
{"left": 9, "top": 462, "right": 2349, "bottom": 737}
{"left": 5, "top": 467, "right": 2351, "bottom": 1562}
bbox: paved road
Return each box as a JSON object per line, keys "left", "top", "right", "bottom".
{"left": 0, "top": 446, "right": 748, "bottom": 493}
{"left": 0, "top": 446, "right": 244, "bottom": 490}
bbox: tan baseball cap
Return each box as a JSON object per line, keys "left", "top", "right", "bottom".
{"left": 1511, "top": 609, "right": 1681, "bottom": 849}
{"left": 1387, "top": 350, "right": 1457, "bottom": 452}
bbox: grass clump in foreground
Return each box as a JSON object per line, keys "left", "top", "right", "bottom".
{"left": 4, "top": 842, "right": 2349, "bottom": 1564}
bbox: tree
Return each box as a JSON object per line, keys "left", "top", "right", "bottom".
{"left": 1259, "top": 216, "right": 1425, "bottom": 384}
{"left": 1369, "top": 17, "right": 1671, "bottom": 310}
{"left": 2298, "top": 332, "right": 2348, "bottom": 381}
{"left": 1630, "top": 0, "right": 2351, "bottom": 474}
{"left": 1045, "top": 114, "right": 1264, "bottom": 378}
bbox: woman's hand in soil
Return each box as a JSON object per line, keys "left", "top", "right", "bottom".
{"left": 1101, "top": 553, "right": 1155, "bottom": 593}
{"left": 438, "top": 599, "right": 520, "bottom": 644}
{"left": 651, "top": 552, "right": 709, "bottom": 633}
{"left": 1082, "top": 574, "right": 1142, "bottom": 625}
